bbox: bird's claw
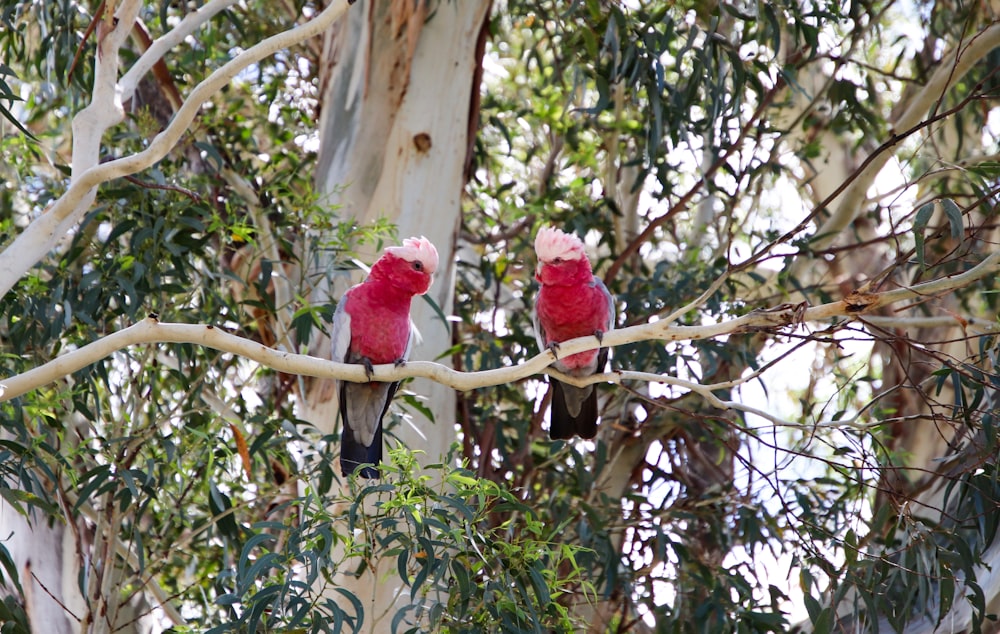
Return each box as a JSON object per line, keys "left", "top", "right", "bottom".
{"left": 594, "top": 329, "right": 605, "bottom": 344}
{"left": 393, "top": 357, "right": 407, "bottom": 368}
{"left": 546, "top": 341, "right": 561, "bottom": 360}
{"left": 361, "top": 357, "right": 375, "bottom": 381}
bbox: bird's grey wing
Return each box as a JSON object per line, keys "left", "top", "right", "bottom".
{"left": 340, "top": 345, "right": 397, "bottom": 478}
{"left": 332, "top": 293, "right": 385, "bottom": 477}
{"left": 405, "top": 315, "right": 426, "bottom": 358}
{"left": 403, "top": 322, "right": 415, "bottom": 361}
{"left": 330, "top": 296, "right": 352, "bottom": 366}
{"left": 593, "top": 276, "right": 616, "bottom": 334}
{"left": 532, "top": 299, "right": 548, "bottom": 351}
{"left": 593, "top": 276, "right": 616, "bottom": 369}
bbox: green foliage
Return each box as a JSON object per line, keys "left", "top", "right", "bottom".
{"left": 69, "top": 446, "right": 592, "bottom": 634}
{"left": 459, "top": 1, "right": 1000, "bottom": 633}
{"left": 361, "top": 450, "right": 594, "bottom": 633}
{"left": 1, "top": 0, "right": 999, "bottom": 633}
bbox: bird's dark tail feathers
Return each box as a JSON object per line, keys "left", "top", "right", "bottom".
{"left": 340, "top": 423, "right": 383, "bottom": 479}
{"left": 549, "top": 379, "right": 599, "bottom": 440}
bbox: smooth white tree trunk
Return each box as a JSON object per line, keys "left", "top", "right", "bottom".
{"left": 4, "top": 514, "right": 80, "bottom": 634}
{"left": 309, "top": 0, "right": 491, "bottom": 452}
{"left": 306, "top": 1, "right": 491, "bottom": 628}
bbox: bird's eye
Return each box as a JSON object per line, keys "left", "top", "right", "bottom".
{"left": 552, "top": 257, "right": 563, "bottom": 264}
{"left": 412, "top": 261, "right": 424, "bottom": 271}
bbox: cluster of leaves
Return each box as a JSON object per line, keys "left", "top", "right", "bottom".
{"left": 458, "top": 1, "right": 1000, "bottom": 632}
{"left": 145, "top": 447, "right": 593, "bottom": 634}
{"left": 1, "top": 0, "right": 999, "bottom": 633}
{"left": 0, "top": 1, "right": 330, "bottom": 632}
{"left": 798, "top": 335, "right": 1000, "bottom": 634}
{"left": 458, "top": 1, "right": 855, "bottom": 630}
{"left": 0, "top": 2, "right": 600, "bottom": 633}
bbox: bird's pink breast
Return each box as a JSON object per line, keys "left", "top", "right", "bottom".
{"left": 343, "top": 283, "right": 412, "bottom": 364}
{"left": 536, "top": 281, "right": 608, "bottom": 371}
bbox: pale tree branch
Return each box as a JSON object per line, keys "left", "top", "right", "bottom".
{"left": 119, "top": 0, "right": 240, "bottom": 103}
{"left": 811, "top": 21, "right": 1000, "bottom": 249}
{"left": 0, "top": 0, "right": 353, "bottom": 298}
{"left": 573, "top": 365, "right": 914, "bottom": 433}
{"left": 71, "top": 0, "right": 141, "bottom": 178}
{"left": 872, "top": 152, "right": 1000, "bottom": 203}
{"left": 2, "top": 249, "right": 996, "bottom": 413}
{"left": 58, "top": 0, "right": 142, "bottom": 258}
{"left": 862, "top": 314, "right": 999, "bottom": 333}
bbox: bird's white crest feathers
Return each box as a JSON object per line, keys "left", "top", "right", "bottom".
{"left": 534, "top": 226, "right": 586, "bottom": 262}
{"left": 385, "top": 236, "right": 439, "bottom": 274}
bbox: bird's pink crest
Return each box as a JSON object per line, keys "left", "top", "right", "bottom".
{"left": 385, "top": 236, "right": 439, "bottom": 275}
{"left": 534, "top": 226, "right": 586, "bottom": 262}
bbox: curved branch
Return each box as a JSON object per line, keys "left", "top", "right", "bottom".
{"left": 0, "top": 0, "right": 353, "bottom": 298}
{"left": 120, "top": 0, "right": 240, "bottom": 103}
{"left": 873, "top": 249, "right": 1000, "bottom": 304}
{"left": 2, "top": 249, "right": 996, "bottom": 405}
{"left": 862, "top": 314, "right": 999, "bottom": 333}
{"left": 810, "top": 22, "right": 1000, "bottom": 250}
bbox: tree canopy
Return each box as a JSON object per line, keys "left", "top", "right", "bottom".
{"left": 0, "top": 1, "right": 999, "bottom": 633}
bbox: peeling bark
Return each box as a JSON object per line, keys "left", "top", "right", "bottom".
{"left": 308, "top": 0, "right": 491, "bottom": 626}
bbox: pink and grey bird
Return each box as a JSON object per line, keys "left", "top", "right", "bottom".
{"left": 330, "top": 236, "right": 439, "bottom": 478}
{"left": 532, "top": 226, "right": 615, "bottom": 440}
